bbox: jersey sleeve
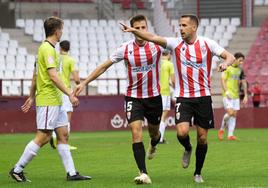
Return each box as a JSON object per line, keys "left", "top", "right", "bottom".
{"left": 70, "top": 58, "right": 78, "bottom": 72}
{"left": 165, "top": 37, "right": 182, "bottom": 51}
{"left": 43, "top": 47, "right": 57, "bottom": 69}
{"left": 109, "top": 43, "right": 126, "bottom": 63}
{"left": 205, "top": 37, "right": 225, "bottom": 56}
{"left": 240, "top": 69, "right": 246, "bottom": 80}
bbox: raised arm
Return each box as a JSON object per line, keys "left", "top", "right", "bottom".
{"left": 75, "top": 59, "right": 113, "bottom": 96}
{"left": 218, "top": 50, "right": 235, "bottom": 72}
{"left": 120, "top": 23, "right": 167, "bottom": 48}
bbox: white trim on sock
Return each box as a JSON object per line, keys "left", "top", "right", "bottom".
{"left": 220, "top": 113, "right": 230, "bottom": 130}
{"left": 57, "top": 143, "right": 76, "bottom": 176}
{"left": 14, "top": 141, "right": 40, "bottom": 173}
{"left": 228, "top": 117, "right": 236, "bottom": 137}
{"left": 159, "top": 121, "right": 166, "bottom": 142}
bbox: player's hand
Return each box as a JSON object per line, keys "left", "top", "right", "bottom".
{"left": 21, "top": 97, "right": 34, "bottom": 113}
{"left": 218, "top": 62, "right": 228, "bottom": 72}
{"left": 120, "top": 23, "right": 134, "bottom": 33}
{"left": 225, "top": 90, "right": 232, "bottom": 99}
{"left": 69, "top": 94, "right": 79, "bottom": 107}
{"left": 74, "top": 83, "right": 85, "bottom": 96}
{"left": 242, "top": 96, "right": 248, "bottom": 106}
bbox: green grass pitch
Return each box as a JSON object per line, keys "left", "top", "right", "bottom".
{"left": 0, "top": 129, "right": 267, "bottom": 188}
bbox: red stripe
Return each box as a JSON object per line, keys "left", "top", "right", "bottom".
{"left": 175, "top": 41, "right": 184, "bottom": 97}
{"left": 45, "top": 106, "right": 48, "bottom": 130}
{"left": 205, "top": 42, "right": 212, "bottom": 92}
{"left": 194, "top": 41, "right": 205, "bottom": 96}
{"left": 198, "top": 69, "right": 205, "bottom": 96}
{"left": 155, "top": 45, "right": 161, "bottom": 94}
{"left": 133, "top": 43, "right": 142, "bottom": 98}
{"left": 185, "top": 45, "right": 195, "bottom": 97}
{"left": 144, "top": 43, "right": 153, "bottom": 97}
{"left": 124, "top": 45, "right": 132, "bottom": 97}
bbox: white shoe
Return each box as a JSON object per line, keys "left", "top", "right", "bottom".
{"left": 146, "top": 145, "right": 157, "bottom": 160}
{"left": 134, "top": 173, "right": 152, "bottom": 184}
{"left": 194, "top": 174, "right": 204, "bottom": 183}
{"left": 182, "top": 149, "right": 192, "bottom": 168}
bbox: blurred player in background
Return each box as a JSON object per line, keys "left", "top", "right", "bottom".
{"left": 121, "top": 14, "right": 235, "bottom": 183}
{"left": 218, "top": 52, "right": 248, "bottom": 141}
{"left": 50, "top": 40, "right": 80, "bottom": 150}
{"left": 159, "top": 50, "right": 175, "bottom": 144}
{"left": 9, "top": 16, "right": 90, "bottom": 182}
{"left": 75, "top": 15, "right": 163, "bottom": 184}
{"left": 250, "top": 81, "right": 261, "bottom": 107}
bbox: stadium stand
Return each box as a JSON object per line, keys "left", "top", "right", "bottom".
{"left": 1, "top": 18, "right": 156, "bottom": 96}
{"left": 16, "top": 0, "right": 94, "bottom": 2}
{"left": 254, "top": 0, "right": 268, "bottom": 6}
{"left": 171, "top": 17, "right": 240, "bottom": 48}
{"left": 244, "top": 18, "right": 268, "bottom": 105}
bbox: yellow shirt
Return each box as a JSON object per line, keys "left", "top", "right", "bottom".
{"left": 59, "top": 54, "right": 77, "bottom": 89}
{"left": 36, "top": 41, "right": 62, "bottom": 106}
{"left": 222, "top": 65, "right": 243, "bottom": 99}
{"left": 160, "top": 59, "right": 174, "bottom": 96}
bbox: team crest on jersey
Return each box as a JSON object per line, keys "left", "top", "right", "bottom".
{"left": 127, "top": 112, "right": 131, "bottom": 120}
{"left": 150, "top": 45, "right": 157, "bottom": 53}
{"left": 201, "top": 46, "right": 207, "bottom": 54}
{"left": 48, "top": 56, "right": 54, "bottom": 64}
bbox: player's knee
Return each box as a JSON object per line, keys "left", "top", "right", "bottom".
{"left": 197, "top": 135, "right": 207, "bottom": 145}
{"left": 177, "top": 126, "right": 188, "bottom": 137}
{"left": 57, "top": 133, "right": 69, "bottom": 143}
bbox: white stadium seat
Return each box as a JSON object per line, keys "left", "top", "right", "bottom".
{"left": 16, "top": 19, "right": 25, "bottom": 28}
{"left": 210, "top": 18, "right": 220, "bottom": 26}
{"left": 221, "top": 18, "right": 230, "bottom": 26}
{"left": 231, "top": 17, "right": 241, "bottom": 26}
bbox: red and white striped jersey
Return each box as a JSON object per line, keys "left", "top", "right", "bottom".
{"left": 110, "top": 40, "right": 163, "bottom": 98}
{"left": 166, "top": 36, "right": 224, "bottom": 98}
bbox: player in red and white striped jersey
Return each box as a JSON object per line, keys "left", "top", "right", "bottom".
{"left": 75, "top": 15, "right": 163, "bottom": 184}
{"left": 121, "top": 14, "right": 235, "bottom": 183}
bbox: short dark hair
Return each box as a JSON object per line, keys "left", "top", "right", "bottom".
{"left": 181, "top": 14, "right": 199, "bottom": 27}
{"left": 130, "top": 14, "right": 147, "bottom": 27}
{"left": 60, "top": 40, "right": 70, "bottom": 52}
{"left": 234, "top": 52, "right": 245, "bottom": 59}
{"left": 44, "top": 16, "right": 63, "bottom": 38}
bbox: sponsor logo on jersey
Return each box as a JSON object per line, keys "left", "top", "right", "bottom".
{"left": 132, "top": 64, "right": 156, "bottom": 73}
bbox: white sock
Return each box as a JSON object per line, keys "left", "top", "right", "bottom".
{"left": 220, "top": 113, "right": 230, "bottom": 130}
{"left": 14, "top": 141, "right": 40, "bottom": 173}
{"left": 52, "top": 131, "right": 56, "bottom": 139}
{"left": 228, "top": 117, "right": 236, "bottom": 137}
{"left": 159, "top": 121, "right": 166, "bottom": 142}
{"left": 57, "top": 144, "right": 76, "bottom": 176}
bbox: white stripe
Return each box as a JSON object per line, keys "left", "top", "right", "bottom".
{"left": 139, "top": 46, "right": 148, "bottom": 97}
{"left": 127, "top": 43, "right": 136, "bottom": 97}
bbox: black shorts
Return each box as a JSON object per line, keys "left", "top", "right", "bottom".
{"left": 175, "top": 96, "right": 214, "bottom": 129}
{"left": 125, "top": 95, "right": 163, "bottom": 125}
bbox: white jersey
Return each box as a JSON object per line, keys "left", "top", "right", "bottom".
{"left": 165, "top": 36, "right": 224, "bottom": 98}
{"left": 110, "top": 40, "right": 163, "bottom": 98}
